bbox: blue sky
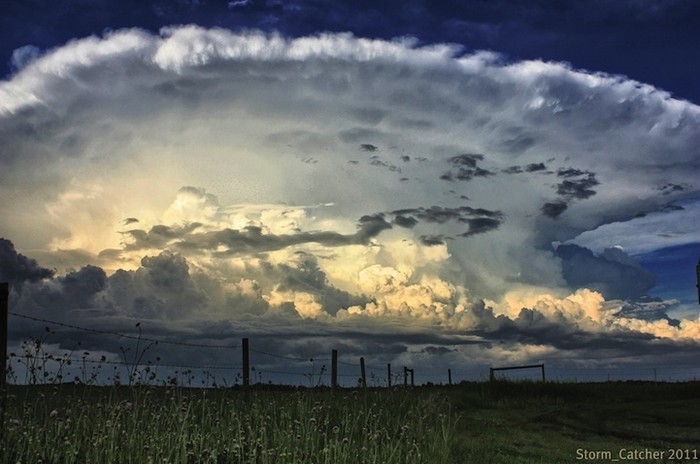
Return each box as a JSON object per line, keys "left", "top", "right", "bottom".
{"left": 637, "top": 242, "right": 700, "bottom": 316}
{"left": 1, "top": 0, "right": 699, "bottom": 384}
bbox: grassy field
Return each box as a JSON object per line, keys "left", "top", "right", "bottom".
{"left": 451, "top": 381, "right": 700, "bottom": 463}
{"left": 2, "top": 381, "right": 699, "bottom": 463}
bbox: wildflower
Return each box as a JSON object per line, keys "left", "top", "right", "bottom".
{"left": 342, "top": 437, "right": 349, "bottom": 444}
{"left": 332, "top": 426, "right": 340, "bottom": 434}
{"left": 49, "top": 409, "right": 59, "bottom": 418}
{"left": 121, "top": 400, "right": 133, "bottom": 411}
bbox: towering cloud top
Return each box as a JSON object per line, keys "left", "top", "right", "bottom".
{"left": 1, "top": 27, "right": 699, "bottom": 373}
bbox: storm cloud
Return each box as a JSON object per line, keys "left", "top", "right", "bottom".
{"left": 0, "top": 238, "right": 54, "bottom": 286}
{"left": 1, "top": 27, "right": 699, "bottom": 378}
{"left": 555, "top": 244, "right": 656, "bottom": 300}
{"left": 124, "top": 215, "right": 392, "bottom": 256}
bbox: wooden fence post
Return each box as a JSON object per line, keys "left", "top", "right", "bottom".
{"left": 489, "top": 367, "right": 494, "bottom": 382}
{"left": 242, "top": 338, "right": 249, "bottom": 390}
{"left": 541, "top": 364, "right": 546, "bottom": 383}
{"left": 360, "top": 357, "right": 366, "bottom": 389}
{"left": 448, "top": 368, "right": 452, "bottom": 386}
{"left": 410, "top": 368, "right": 414, "bottom": 387}
{"left": 331, "top": 349, "right": 338, "bottom": 390}
{"left": 387, "top": 363, "right": 391, "bottom": 388}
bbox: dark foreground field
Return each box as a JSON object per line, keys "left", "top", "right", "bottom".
{"left": 2, "top": 381, "right": 699, "bottom": 463}
{"left": 451, "top": 381, "right": 700, "bottom": 463}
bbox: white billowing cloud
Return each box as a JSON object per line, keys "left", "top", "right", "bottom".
{"left": 615, "top": 313, "right": 700, "bottom": 340}
{"left": 44, "top": 182, "right": 117, "bottom": 253}
{"left": 344, "top": 263, "right": 468, "bottom": 323}
{"left": 162, "top": 186, "right": 222, "bottom": 225}
{"left": 483, "top": 286, "right": 700, "bottom": 341}
{"left": 2, "top": 26, "right": 700, "bottom": 368}
{"left": 488, "top": 287, "right": 609, "bottom": 323}
{"left": 267, "top": 289, "right": 326, "bottom": 319}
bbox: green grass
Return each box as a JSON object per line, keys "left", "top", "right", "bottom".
{"left": 1, "top": 385, "right": 453, "bottom": 464}
{"left": 2, "top": 381, "right": 699, "bottom": 463}
{"left": 451, "top": 381, "right": 700, "bottom": 463}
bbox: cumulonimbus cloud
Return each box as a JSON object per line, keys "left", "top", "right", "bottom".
{"left": 1, "top": 26, "right": 700, "bottom": 372}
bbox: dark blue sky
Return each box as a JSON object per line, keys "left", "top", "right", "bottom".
{"left": 638, "top": 242, "right": 700, "bottom": 307}
{"left": 3, "top": 0, "right": 700, "bottom": 103}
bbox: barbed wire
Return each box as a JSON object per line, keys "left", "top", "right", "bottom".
{"left": 256, "top": 368, "right": 310, "bottom": 377}
{"left": 365, "top": 366, "right": 387, "bottom": 375}
{"left": 249, "top": 348, "right": 329, "bottom": 363}
{"left": 7, "top": 353, "right": 242, "bottom": 372}
{"left": 10, "top": 312, "right": 241, "bottom": 349}
{"left": 7, "top": 312, "right": 700, "bottom": 386}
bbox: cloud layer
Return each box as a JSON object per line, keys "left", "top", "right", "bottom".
{"left": 1, "top": 27, "right": 699, "bottom": 378}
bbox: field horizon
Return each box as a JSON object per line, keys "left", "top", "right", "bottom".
{"left": 3, "top": 379, "right": 699, "bottom": 463}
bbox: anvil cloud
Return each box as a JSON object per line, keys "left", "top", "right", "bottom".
{"left": 1, "top": 27, "right": 699, "bottom": 381}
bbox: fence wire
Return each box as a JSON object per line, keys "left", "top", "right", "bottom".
{"left": 5, "top": 311, "right": 700, "bottom": 387}
{"left": 10, "top": 312, "right": 241, "bottom": 349}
